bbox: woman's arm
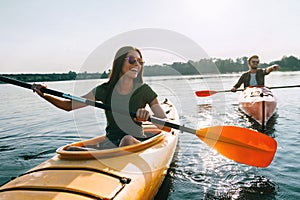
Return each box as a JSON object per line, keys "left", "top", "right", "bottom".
{"left": 33, "top": 83, "right": 95, "bottom": 111}
{"left": 148, "top": 98, "right": 170, "bottom": 131}
{"left": 149, "top": 98, "right": 167, "bottom": 119}
{"left": 134, "top": 98, "right": 167, "bottom": 122}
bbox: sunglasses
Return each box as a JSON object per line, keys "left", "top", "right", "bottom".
{"left": 125, "top": 55, "right": 144, "bottom": 65}
{"left": 251, "top": 60, "right": 259, "bottom": 64}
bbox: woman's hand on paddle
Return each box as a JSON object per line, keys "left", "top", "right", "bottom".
{"left": 135, "top": 108, "right": 150, "bottom": 122}
{"left": 32, "top": 83, "right": 47, "bottom": 97}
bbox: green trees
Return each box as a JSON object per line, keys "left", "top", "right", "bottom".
{"left": 1, "top": 55, "right": 299, "bottom": 82}
{"left": 271, "top": 56, "right": 300, "bottom": 71}
{"left": 144, "top": 55, "right": 300, "bottom": 76}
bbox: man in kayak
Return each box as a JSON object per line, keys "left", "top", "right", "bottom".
{"left": 32, "top": 46, "right": 168, "bottom": 149}
{"left": 231, "top": 55, "right": 279, "bottom": 92}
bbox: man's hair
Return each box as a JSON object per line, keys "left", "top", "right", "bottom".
{"left": 248, "top": 55, "right": 259, "bottom": 64}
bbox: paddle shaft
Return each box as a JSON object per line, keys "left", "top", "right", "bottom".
{"left": 268, "top": 85, "right": 300, "bottom": 89}
{"left": 220, "top": 85, "right": 299, "bottom": 92}
{"left": 216, "top": 85, "right": 300, "bottom": 93}
{"left": 0, "top": 76, "right": 188, "bottom": 131}
{"left": 195, "top": 84, "right": 300, "bottom": 97}
{"left": 214, "top": 85, "right": 299, "bottom": 93}
{"left": 217, "top": 89, "right": 242, "bottom": 93}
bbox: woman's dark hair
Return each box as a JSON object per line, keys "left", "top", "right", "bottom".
{"left": 105, "top": 46, "right": 144, "bottom": 102}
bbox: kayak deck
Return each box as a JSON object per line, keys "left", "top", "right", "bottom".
{"left": 0, "top": 99, "right": 179, "bottom": 200}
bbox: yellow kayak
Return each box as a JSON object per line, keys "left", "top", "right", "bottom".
{"left": 0, "top": 99, "right": 179, "bottom": 200}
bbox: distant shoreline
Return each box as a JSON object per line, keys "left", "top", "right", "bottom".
{"left": 1, "top": 71, "right": 298, "bottom": 84}
{"left": 0, "top": 71, "right": 108, "bottom": 83}
{"left": 1, "top": 55, "right": 299, "bottom": 83}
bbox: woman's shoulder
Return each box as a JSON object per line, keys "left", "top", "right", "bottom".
{"left": 136, "top": 83, "right": 157, "bottom": 96}
{"left": 94, "top": 82, "right": 109, "bottom": 90}
{"left": 135, "top": 83, "right": 152, "bottom": 91}
{"left": 92, "top": 82, "right": 109, "bottom": 100}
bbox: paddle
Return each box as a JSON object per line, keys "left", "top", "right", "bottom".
{"left": 195, "top": 85, "right": 300, "bottom": 97}
{"left": 0, "top": 76, "right": 277, "bottom": 168}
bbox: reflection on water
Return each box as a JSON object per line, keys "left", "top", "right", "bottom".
{"left": 172, "top": 147, "right": 278, "bottom": 199}
{"left": 189, "top": 102, "right": 279, "bottom": 199}
{"left": 198, "top": 104, "right": 213, "bottom": 112}
{"left": 18, "top": 149, "right": 55, "bottom": 160}
{"left": 203, "top": 175, "right": 277, "bottom": 200}
{"left": 219, "top": 101, "right": 278, "bottom": 136}
{"left": 198, "top": 102, "right": 278, "bottom": 135}
{"left": 242, "top": 112, "right": 278, "bottom": 136}
{"left": 167, "top": 146, "right": 279, "bottom": 199}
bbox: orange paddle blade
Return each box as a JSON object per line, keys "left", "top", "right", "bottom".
{"left": 195, "top": 90, "right": 217, "bottom": 97}
{"left": 196, "top": 126, "right": 277, "bottom": 168}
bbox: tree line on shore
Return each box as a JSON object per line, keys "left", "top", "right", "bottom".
{"left": 1, "top": 55, "right": 299, "bottom": 83}
{"left": 0, "top": 71, "right": 105, "bottom": 83}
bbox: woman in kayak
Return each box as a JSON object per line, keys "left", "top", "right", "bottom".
{"left": 231, "top": 55, "right": 279, "bottom": 92}
{"left": 32, "top": 46, "right": 167, "bottom": 149}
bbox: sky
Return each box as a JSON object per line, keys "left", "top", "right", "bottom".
{"left": 0, "top": 0, "right": 299, "bottom": 73}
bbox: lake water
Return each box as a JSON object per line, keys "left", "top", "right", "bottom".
{"left": 0, "top": 72, "right": 299, "bottom": 199}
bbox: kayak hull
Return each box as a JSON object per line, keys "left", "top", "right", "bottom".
{"left": 0, "top": 100, "right": 179, "bottom": 200}
{"left": 239, "top": 87, "right": 277, "bottom": 125}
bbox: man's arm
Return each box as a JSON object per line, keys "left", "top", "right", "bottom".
{"left": 266, "top": 64, "right": 280, "bottom": 75}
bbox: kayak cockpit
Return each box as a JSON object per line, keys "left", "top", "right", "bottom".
{"left": 56, "top": 128, "right": 167, "bottom": 160}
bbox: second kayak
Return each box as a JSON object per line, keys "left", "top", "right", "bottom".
{"left": 239, "top": 86, "right": 277, "bottom": 125}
